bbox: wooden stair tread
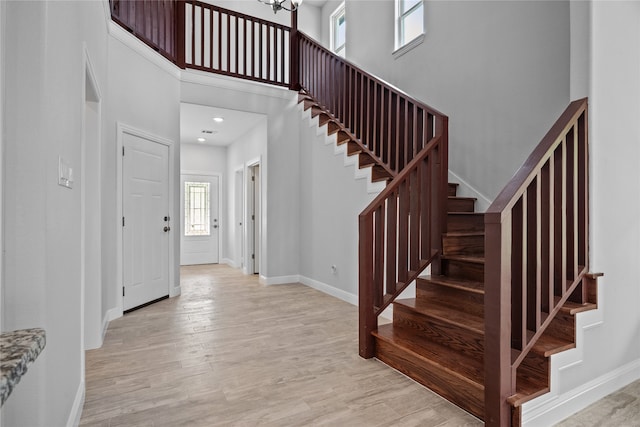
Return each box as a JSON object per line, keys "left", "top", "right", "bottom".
{"left": 442, "top": 255, "right": 485, "bottom": 264}
{"left": 371, "top": 165, "right": 393, "bottom": 182}
{"left": 448, "top": 196, "right": 477, "bottom": 202}
{"left": 531, "top": 332, "right": 575, "bottom": 357}
{"left": 508, "top": 374, "right": 550, "bottom": 407}
{"left": 419, "top": 275, "right": 485, "bottom": 295}
{"left": 395, "top": 298, "right": 484, "bottom": 334}
{"left": 373, "top": 324, "right": 484, "bottom": 385}
{"left": 443, "top": 231, "right": 485, "bottom": 237}
{"left": 561, "top": 300, "right": 598, "bottom": 315}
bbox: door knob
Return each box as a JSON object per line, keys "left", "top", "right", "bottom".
{"left": 164, "top": 226, "right": 170, "bottom": 232}
{"left": 213, "top": 225, "right": 218, "bottom": 229}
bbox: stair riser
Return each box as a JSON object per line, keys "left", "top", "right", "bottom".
{"left": 443, "top": 234, "right": 485, "bottom": 257}
{"left": 546, "top": 311, "right": 576, "bottom": 343}
{"left": 519, "top": 352, "right": 549, "bottom": 387}
{"left": 442, "top": 259, "right": 485, "bottom": 282}
{"left": 375, "top": 339, "right": 485, "bottom": 420}
{"left": 448, "top": 198, "right": 475, "bottom": 213}
{"left": 447, "top": 214, "right": 485, "bottom": 233}
{"left": 416, "top": 283, "right": 484, "bottom": 318}
{"left": 393, "top": 305, "right": 485, "bottom": 360}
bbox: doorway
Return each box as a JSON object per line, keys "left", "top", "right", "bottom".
{"left": 180, "top": 174, "right": 220, "bottom": 265}
{"left": 122, "top": 131, "right": 171, "bottom": 311}
{"left": 234, "top": 168, "right": 244, "bottom": 269}
{"left": 248, "top": 163, "right": 260, "bottom": 275}
{"left": 82, "top": 51, "right": 102, "bottom": 350}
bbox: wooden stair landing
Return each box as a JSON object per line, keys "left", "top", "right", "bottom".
{"left": 372, "top": 183, "right": 599, "bottom": 423}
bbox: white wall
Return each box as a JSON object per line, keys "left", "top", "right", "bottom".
{"left": 2, "top": 1, "right": 109, "bottom": 425}
{"left": 181, "top": 143, "right": 227, "bottom": 174}
{"left": 337, "top": 1, "right": 571, "bottom": 202}
{"left": 298, "top": 107, "right": 379, "bottom": 301}
{"left": 225, "top": 119, "right": 268, "bottom": 268}
{"left": 522, "top": 2, "right": 640, "bottom": 425}
{"left": 106, "top": 24, "right": 181, "bottom": 314}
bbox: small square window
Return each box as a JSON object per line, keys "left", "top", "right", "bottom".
{"left": 331, "top": 2, "right": 346, "bottom": 57}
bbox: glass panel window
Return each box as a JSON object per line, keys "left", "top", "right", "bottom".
{"left": 331, "top": 3, "right": 346, "bottom": 57}
{"left": 184, "top": 181, "right": 210, "bottom": 236}
{"left": 397, "top": 0, "right": 424, "bottom": 48}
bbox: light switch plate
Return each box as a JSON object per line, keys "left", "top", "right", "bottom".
{"left": 58, "top": 156, "right": 73, "bottom": 189}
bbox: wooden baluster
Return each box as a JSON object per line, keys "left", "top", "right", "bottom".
{"left": 421, "top": 154, "right": 432, "bottom": 260}
{"left": 398, "top": 179, "right": 409, "bottom": 283}
{"left": 242, "top": 17, "right": 247, "bottom": 76}
{"left": 374, "top": 206, "right": 385, "bottom": 307}
{"left": 578, "top": 111, "right": 588, "bottom": 268}
{"left": 176, "top": 0, "right": 185, "bottom": 68}
{"left": 234, "top": 15, "right": 239, "bottom": 74}
{"left": 410, "top": 167, "right": 420, "bottom": 271}
{"left": 553, "top": 142, "right": 566, "bottom": 298}
{"left": 190, "top": 3, "right": 195, "bottom": 65}
{"left": 218, "top": 10, "right": 223, "bottom": 71}
{"left": 512, "top": 196, "right": 525, "bottom": 350}
{"left": 200, "top": 4, "right": 204, "bottom": 67}
{"left": 526, "top": 178, "right": 540, "bottom": 332}
{"left": 540, "top": 160, "right": 552, "bottom": 315}
{"left": 386, "top": 191, "right": 398, "bottom": 295}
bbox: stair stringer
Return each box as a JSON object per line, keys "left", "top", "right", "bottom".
{"left": 519, "top": 299, "right": 637, "bottom": 426}
{"left": 297, "top": 102, "right": 386, "bottom": 194}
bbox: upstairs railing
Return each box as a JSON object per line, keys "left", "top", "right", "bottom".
{"left": 484, "top": 98, "right": 590, "bottom": 426}
{"left": 110, "top": 0, "right": 181, "bottom": 64}
{"left": 298, "top": 33, "right": 443, "bottom": 177}
{"left": 184, "top": 1, "right": 291, "bottom": 87}
{"left": 110, "top": 0, "right": 291, "bottom": 87}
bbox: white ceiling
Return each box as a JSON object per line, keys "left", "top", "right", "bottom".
{"left": 180, "top": 103, "right": 266, "bottom": 147}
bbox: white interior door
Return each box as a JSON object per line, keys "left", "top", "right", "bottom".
{"left": 123, "top": 133, "right": 170, "bottom": 311}
{"left": 180, "top": 174, "right": 220, "bottom": 265}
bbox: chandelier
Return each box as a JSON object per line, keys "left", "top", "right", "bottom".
{"left": 257, "top": 0, "right": 303, "bottom": 14}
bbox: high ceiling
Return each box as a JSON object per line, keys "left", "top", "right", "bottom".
{"left": 180, "top": 103, "right": 266, "bottom": 147}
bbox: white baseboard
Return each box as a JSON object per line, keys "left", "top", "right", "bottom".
{"left": 259, "top": 274, "right": 300, "bottom": 286}
{"left": 66, "top": 380, "right": 85, "bottom": 427}
{"left": 101, "top": 307, "right": 119, "bottom": 343}
{"left": 222, "top": 258, "right": 237, "bottom": 268}
{"left": 522, "top": 358, "right": 640, "bottom": 426}
{"left": 169, "top": 285, "right": 181, "bottom": 298}
{"left": 298, "top": 276, "right": 358, "bottom": 306}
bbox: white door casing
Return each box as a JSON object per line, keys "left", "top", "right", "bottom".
{"left": 122, "top": 132, "right": 170, "bottom": 311}
{"left": 180, "top": 173, "right": 220, "bottom": 265}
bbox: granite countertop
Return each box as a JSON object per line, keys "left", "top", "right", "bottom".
{"left": 0, "top": 328, "right": 46, "bottom": 407}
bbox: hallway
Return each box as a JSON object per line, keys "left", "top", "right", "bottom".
{"left": 80, "top": 265, "right": 482, "bottom": 426}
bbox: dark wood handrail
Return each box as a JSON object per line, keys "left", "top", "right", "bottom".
{"left": 484, "top": 98, "right": 590, "bottom": 426}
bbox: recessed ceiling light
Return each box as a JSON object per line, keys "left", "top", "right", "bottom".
{"left": 213, "top": 117, "right": 224, "bottom": 123}
{"left": 197, "top": 137, "right": 206, "bottom": 142}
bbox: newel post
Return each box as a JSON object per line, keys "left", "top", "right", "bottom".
{"left": 289, "top": 9, "right": 301, "bottom": 91}
{"left": 359, "top": 213, "right": 376, "bottom": 358}
{"left": 484, "top": 213, "right": 514, "bottom": 426}
{"left": 175, "top": 0, "right": 186, "bottom": 69}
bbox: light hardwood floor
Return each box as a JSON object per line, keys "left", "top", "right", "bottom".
{"left": 80, "top": 264, "right": 638, "bottom": 426}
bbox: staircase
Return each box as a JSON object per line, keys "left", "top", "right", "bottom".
{"left": 372, "top": 184, "right": 599, "bottom": 424}
{"left": 296, "top": 90, "right": 600, "bottom": 424}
